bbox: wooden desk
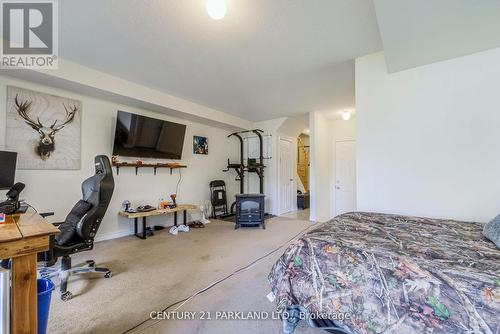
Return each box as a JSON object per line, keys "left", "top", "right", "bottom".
{"left": 118, "top": 204, "right": 198, "bottom": 239}
{"left": 0, "top": 212, "right": 59, "bottom": 334}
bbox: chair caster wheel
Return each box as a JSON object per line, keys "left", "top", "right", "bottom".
{"left": 104, "top": 271, "right": 112, "bottom": 278}
{"left": 61, "top": 291, "right": 73, "bottom": 301}
{"left": 86, "top": 260, "right": 95, "bottom": 267}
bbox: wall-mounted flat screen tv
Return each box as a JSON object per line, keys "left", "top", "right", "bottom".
{"left": 112, "top": 111, "right": 187, "bottom": 159}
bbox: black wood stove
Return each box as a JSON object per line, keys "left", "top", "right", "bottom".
{"left": 235, "top": 194, "right": 265, "bottom": 229}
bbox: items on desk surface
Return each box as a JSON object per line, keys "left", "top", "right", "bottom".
{"left": 158, "top": 197, "right": 177, "bottom": 209}
{"left": 136, "top": 205, "right": 155, "bottom": 212}
{"left": 0, "top": 182, "right": 26, "bottom": 215}
{"left": 167, "top": 194, "right": 178, "bottom": 209}
{"left": 119, "top": 204, "right": 198, "bottom": 239}
{"left": 122, "top": 200, "right": 131, "bottom": 212}
{"left": 158, "top": 198, "right": 166, "bottom": 209}
{"left": 122, "top": 196, "right": 180, "bottom": 213}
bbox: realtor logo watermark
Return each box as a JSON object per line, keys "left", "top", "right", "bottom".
{"left": 1, "top": 0, "right": 58, "bottom": 69}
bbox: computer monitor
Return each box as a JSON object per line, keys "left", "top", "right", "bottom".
{"left": 0, "top": 151, "right": 17, "bottom": 190}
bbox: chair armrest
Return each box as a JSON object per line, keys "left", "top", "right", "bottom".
{"left": 39, "top": 212, "right": 63, "bottom": 226}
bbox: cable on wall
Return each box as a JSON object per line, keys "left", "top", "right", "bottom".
{"left": 175, "top": 168, "right": 183, "bottom": 197}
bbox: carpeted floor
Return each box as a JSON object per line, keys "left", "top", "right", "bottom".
{"left": 47, "top": 210, "right": 319, "bottom": 334}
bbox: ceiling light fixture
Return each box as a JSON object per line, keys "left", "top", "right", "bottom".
{"left": 206, "top": 0, "right": 226, "bottom": 20}
{"left": 341, "top": 111, "right": 352, "bottom": 121}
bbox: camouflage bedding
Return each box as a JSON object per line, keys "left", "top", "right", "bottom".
{"left": 268, "top": 212, "right": 500, "bottom": 334}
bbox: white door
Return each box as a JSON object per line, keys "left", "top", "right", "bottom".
{"left": 279, "top": 138, "right": 294, "bottom": 214}
{"left": 335, "top": 141, "right": 356, "bottom": 215}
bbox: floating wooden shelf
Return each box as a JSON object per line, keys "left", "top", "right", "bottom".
{"left": 112, "top": 162, "right": 187, "bottom": 175}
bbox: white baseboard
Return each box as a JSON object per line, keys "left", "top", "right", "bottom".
{"left": 95, "top": 229, "right": 132, "bottom": 242}
{"left": 94, "top": 211, "right": 203, "bottom": 243}
{"left": 94, "top": 221, "right": 179, "bottom": 243}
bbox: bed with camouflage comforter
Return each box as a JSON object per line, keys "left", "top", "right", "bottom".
{"left": 268, "top": 212, "right": 500, "bottom": 334}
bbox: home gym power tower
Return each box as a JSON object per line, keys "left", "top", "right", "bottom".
{"left": 224, "top": 129, "right": 265, "bottom": 194}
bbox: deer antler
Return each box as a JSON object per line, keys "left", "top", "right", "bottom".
{"left": 51, "top": 104, "right": 77, "bottom": 131}
{"left": 14, "top": 94, "right": 43, "bottom": 130}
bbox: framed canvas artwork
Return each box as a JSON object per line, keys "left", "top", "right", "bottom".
{"left": 193, "top": 136, "right": 208, "bottom": 155}
{"left": 5, "top": 86, "right": 82, "bottom": 169}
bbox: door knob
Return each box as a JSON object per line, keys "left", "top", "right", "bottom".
{"left": 336, "top": 186, "right": 340, "bottom": 189}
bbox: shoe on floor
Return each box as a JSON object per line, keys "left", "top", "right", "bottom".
{"left": 177, "top": 225, "right": 189, "bottom": 233}
{"left": 169, "top": 226, "right": 178, "bottom": 235}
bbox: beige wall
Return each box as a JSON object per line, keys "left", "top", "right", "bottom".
{"left": 356, "top": 49, "right": 500, "bottom": 222}
{"left": 0, "top": 75, "right": 240, "bottom": 241}
{"left": 310, "top": 112, "right": 356, "bottom": 222}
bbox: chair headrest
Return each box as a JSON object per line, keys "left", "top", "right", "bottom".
{"left": 94, "top": 155, "right": 112, "bottom": 175}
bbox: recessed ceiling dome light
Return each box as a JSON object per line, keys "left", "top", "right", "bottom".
{"left": 206, "top": 0, "right": 226, "bottom": 20}
{"left": 341, "top": 111, "right": 352, "bottom": 121}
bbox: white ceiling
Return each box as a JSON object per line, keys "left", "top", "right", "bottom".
{"left": 59, "top": 0, "right": 382, "bottom": 122}
{"left": 374, "top": 0, "right": 500, "bottom": 72}
{"left": 57, "top": 1, "right": 500, "bottom": 123}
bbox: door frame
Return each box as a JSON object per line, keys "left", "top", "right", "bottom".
{"left": 278, "top": 135, "right": 297, "bottom": 215}
{"left": 333, "top": 140, "right": 356, "bottom": 216}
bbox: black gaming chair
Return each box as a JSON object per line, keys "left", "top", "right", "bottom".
{"left": 38, "top": 155, "right": 115, "bottom": 301}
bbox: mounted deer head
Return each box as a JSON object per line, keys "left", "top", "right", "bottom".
{"left": 14, "top": 94, "right": 77, "bottom": 160}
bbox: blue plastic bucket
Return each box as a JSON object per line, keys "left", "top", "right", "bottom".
{"left": 37, "top": 278, "right": 55, "bottom": 334}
